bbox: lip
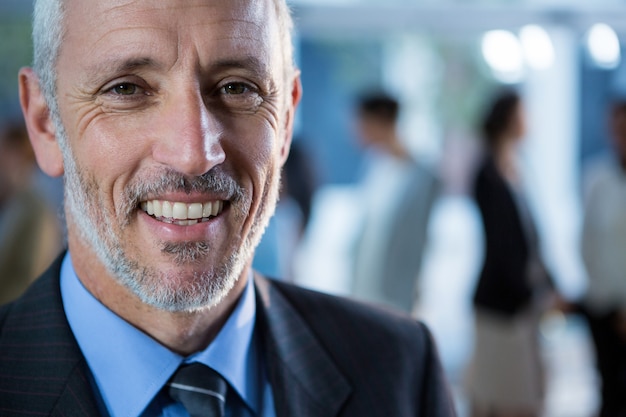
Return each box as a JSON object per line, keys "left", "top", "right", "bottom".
{"left": 136, "top": 195, "right": 230, "bottom": 242}
{"left": 140, "top": 200, "right": 224, "bottom": 223}
{"left": 138, "top": 207, "right": 228, "bottom": 241}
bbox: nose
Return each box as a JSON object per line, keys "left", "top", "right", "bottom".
{"left": 152, "top": 85, "right": 225, "bottom": 176}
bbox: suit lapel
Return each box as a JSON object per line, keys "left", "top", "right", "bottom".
{"left": 0, "top": 254, "right": 101, "bottom": 416}
{"left": 254, "top": 275, "right": 351, "bottom": 417}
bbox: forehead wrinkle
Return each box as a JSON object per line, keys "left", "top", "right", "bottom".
{"left": 216, "top": 18, "right": 265, "bottom": 35}
{"left": 101, "top": 2, "right": 267, "bottom": 32}
{"left": 182, "top": 19, "right": 265, "bottom": 36}
{"left": 91, "top": 25, "right": 172, "bottom": 48}
{"left": 66, "top": 0, "right": 283, "bottom": 87}
{"left": 98, "top": 0, "right": 213, "bottom": 17}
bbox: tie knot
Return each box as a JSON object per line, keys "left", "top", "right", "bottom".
{"left": 168, "top": 363, "right": 228, "bottom": 417}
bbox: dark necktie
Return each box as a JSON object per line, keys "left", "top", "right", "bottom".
{"left": 167, "top": 363, "right": 228, "bottom": 417}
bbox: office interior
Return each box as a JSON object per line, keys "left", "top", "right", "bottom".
{"left": 2, "top": 0, "right": 626, "bottom": 415}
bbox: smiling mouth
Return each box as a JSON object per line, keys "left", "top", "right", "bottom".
{"left": 140, "top": 199, "right": 225, "bottom": 226}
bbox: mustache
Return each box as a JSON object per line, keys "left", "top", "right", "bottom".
{"left": 118, "top": 169, "right": 247, "bottom": 221}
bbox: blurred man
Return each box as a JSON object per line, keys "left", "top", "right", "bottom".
{"left": 351, "top": 92, "right": 440, "bottom": 314}
{"left": 0, "top": 0, "right": 456, "bottom": 415}
{"left": 581, "top": 99, "right": 626, "bottom": 417}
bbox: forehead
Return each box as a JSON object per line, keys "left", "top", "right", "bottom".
{"left": 60, "top": 0, "right": 281, "bottom": 74}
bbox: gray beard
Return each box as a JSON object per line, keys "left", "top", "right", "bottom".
{"left": 58, "top": 123, "right": 278, "bottom": 312}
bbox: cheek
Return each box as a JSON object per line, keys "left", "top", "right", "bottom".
{"left": 70, "top": 110, "right": 152, "bottom": 174}
{"left": 224, "top": 108, "right": 280, "bottom": 163}
{"left": 64, "top": 115, "right": 152, "bottom": 219}
{"left": 234, "top": 121, "right": 277, "bottom": 180}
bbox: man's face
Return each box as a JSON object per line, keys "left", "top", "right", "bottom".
{"left": 355, "top": 115, "right": 386, "bottom": 149}
{"left": 54, "top": 0, "right": 298, "bottom": 311}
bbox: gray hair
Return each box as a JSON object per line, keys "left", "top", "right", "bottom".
{"left": 31, "top": 0, "right": 297, "bottom": 135}
{"left": 32, "top": 0, "right": 66, "bottom": 144}
{"left": 270, "top": 0, "right": 298, "bottom": 85}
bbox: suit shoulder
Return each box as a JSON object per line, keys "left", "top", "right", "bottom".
{"left": 260, "top": 278, "right": 457, "bottom": 416}
{"left": 0, "top": 255, "right": 65, "bottom": 338}
{"left": 267, "top": 279, "right": 436, "bottom": 356}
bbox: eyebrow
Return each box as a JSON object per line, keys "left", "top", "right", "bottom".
{"left": 117, "top": 57, "right": 160, "bottom": 72}
{"left": 83, "top": 55, "right": 274, "bottom": 90}
{"left": 84, "top": 56, "right": 162, "bottom": 87}
{"left": 208, "top": 56, "right": 272, "bottom": 80}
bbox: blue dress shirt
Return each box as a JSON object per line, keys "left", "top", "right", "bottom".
{"left": 60, "top": 253, "right": 276, "bottom": 417}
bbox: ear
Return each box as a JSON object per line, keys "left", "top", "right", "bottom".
{"left": 278, "top": 71, "right": 302, "bottom": 165}
{"left": 19, "top": 67, "right": 64, "bottom": 177}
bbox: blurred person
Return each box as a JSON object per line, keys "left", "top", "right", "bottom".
{"left": 579, "top": 98, "right": 626, "bottom": 417}
{"left": 0, "top": 0, "right": 457, "bottom": 415}
{"left": 465, "top": 89, "right": 557, "bottom": 417}
{"left": 0, "top": 118, "right": 62, "bottom": 304}
{"left": 350, "top": 91, "right": 440, "bottom": 314}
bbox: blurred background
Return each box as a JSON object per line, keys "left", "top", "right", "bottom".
{"left": 2, "top": 0, "right": 626, "bottom": 415}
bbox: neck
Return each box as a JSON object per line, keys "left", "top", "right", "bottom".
{"left": 68, "top": 237, "right": 249, "bottom": 356}
{"left": 380, "top": 134, "right": 411, "bottom": 161}
{"left": 493, "top": 139, "right": 519, "bottom": 183}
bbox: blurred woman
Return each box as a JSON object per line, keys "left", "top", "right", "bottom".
{"left": 465, "top": 90, "right": 557, "bottom": 417}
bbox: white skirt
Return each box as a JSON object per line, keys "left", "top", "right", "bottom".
{"left": 464, "top": 308, "right": 546, "bottom": 414}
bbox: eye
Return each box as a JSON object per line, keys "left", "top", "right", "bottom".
{"left": 110, "top": 83, "right": 139, "bottom": 96}
{"left": 222, "top": 82, "right": 250, "bottom": 95}
{"left": 102, "top": 80, "right": 148, "bottom": 98}
{"left": 210, "top": 79, "right": 263, "bottom": 112}
{"left": 98, "top": 78, "right": 153, "bottom": 110}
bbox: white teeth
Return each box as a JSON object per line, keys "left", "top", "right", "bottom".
{"left": 153, "top": 201, "right": 163, "bottom": 217}
{"left": 140, "top": 199, "right": 225, "bottom": 223}
{"left": 212, "top": 201, "right": 222, "bottom": 216}
{"left": 203, "top": 202, "right": 213, "bottom": 218}
{"left": 188, "top": 203, "right": 203, "bottom": 219}
{"left": 172, "top": 202, "right": 187, "bottom": 220}
{"left": 162, "top": 201, "right": 173, "bottom": 218}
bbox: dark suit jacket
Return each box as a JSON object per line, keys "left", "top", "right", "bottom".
{"left": 472, "top": 155, "right": 551, "bottom": 317}
{"left": 0, "top": 255, "right": 456, "bottom": 416}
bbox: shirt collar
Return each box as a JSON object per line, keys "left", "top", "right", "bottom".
{"left": 60, "top": 252, "right": 259, "bottom": 417}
